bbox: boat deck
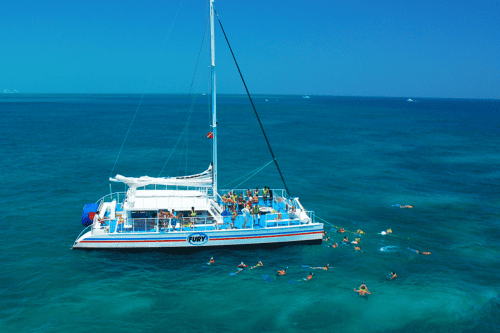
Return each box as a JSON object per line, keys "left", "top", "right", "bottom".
{"left": 99, "top": 197, "right": 305, "bottom": 234}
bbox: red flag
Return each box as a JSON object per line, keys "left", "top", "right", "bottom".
{"left": 207, "top": 132, "right": 213, "bottom": 139}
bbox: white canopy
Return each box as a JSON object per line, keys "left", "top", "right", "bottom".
{"left": 110, "top": 165, "right": 213, "bottom": 190}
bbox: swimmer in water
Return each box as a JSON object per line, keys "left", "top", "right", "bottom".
{"left": 311, "top": 263, "right": 329, "bottom": 271}
{"left": 354, "top": 288, "right": 372, "bottom": 296}
{"left": 235, "top": 262, "right": 247, "bottom": 274}
{"left": 342, "top": 236, "right": 349, "bottom": 243}
{"left": 387, "top": 228, "right": 392, "bottom": 234}
{"left": 388, "top": 271, "right": 397, "bottom": 280}
{"left": 354, "top": 282, "right": 371, "bottom": 296}
{"left": 356, "top": 229, "right": 365, "bottom": 235}
{"left": 323, "top": 236, "right": 330, "bottom": 242}
{"left": 304, "top": 272, "right": 313, "bottom": 281}
{"left": 408, "top": 248, "right": 432, "bottom": 255}
{"left": 351, "top": 238, "right": 360, "bottom": 245}
{"left": 251, "top": 261, "right": 263, "bottom": 269}
{"left": 354, "top": 246, "right": 361, "bottom": 251}
{"left": 330, "top": 242, "right": 339, "bottom": 248}
{"left": 337, "top": 227, "right": 345, "bottom": 233}
{"left": 277, "top": 268, "right": 287, "bottom": 276}
{"left": 208, "top": 257, "right": 215, "bottom": 265}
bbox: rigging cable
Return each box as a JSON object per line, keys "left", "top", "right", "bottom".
{"left": 109, "top": 0, "right": 186, "bottom": 179}
{"left": 215, "top": 12, "right": 292, "bottom": 197}
{"left": 222, "top": 159, "right": 274, "bottom": 189}
{"left": 158, "top": 16, "right": 210, "bottom": 178}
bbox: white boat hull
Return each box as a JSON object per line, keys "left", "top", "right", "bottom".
{"left": 73, "top": 224, "right": 323, "bottom": 250}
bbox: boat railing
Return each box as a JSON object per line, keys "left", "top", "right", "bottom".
{"left": 74, "top": 225, "right": 91, "bottom": 245}
{"left": 96, "top": 192, "right": 126, "bottom": 206}
{"left": 112, "top": 216, "right": 217, "bottom": 233}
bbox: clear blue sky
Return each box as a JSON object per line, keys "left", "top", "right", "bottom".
{"left": 1, "top": 0, "right": 499, "bottom": 98}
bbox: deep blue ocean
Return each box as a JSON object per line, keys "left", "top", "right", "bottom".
{"left": 1, "top": 94, "right": 499, "bottom": 333}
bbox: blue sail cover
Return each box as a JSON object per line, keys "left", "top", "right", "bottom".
{"left": 81, "top": 203, "right": 99, "bottom": 226}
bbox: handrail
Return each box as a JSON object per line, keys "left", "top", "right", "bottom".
{"left": 73, "top": 225, "right": 91, "bottom": 246}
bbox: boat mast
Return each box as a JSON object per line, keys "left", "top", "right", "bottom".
{"left": 210, "top": 0, "right": 217, "bottom": 198}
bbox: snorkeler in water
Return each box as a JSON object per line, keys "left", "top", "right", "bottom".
{"left": 277, "top": 268, "right": 287, "bottom": 276}
{"left": 408, "top": 248, "right": 432, "bottom": 255}
{"left": 250, "top": 261, "right": 263, "bottom": 269}
{"left": 337, "top": 227, "right": 345, "bottom": 233}
{"left": 354, "top": 246, "right": 361, "bottom": 252}
{"left": 323, "top": 236, "right": 330, "bottom": 242}
{"left": 387, "top": 271, "right": 397, "bottom": 280}
{"left": 304, "top": 272, "right": 313, "bottom": 281}
{"left": 330, "top": 242, "right": 339, "bottom": 248}
{"left": 351, "top": 238, "right": 361, "bottom": 245}
{"left": 208, "top": 257, "right": 215, "bottom": 265}
{"left": 235, "top": 262, "right": 247, "bottom": 274}
{"left": 311, "top": 263, "right": 329, "bottom": 271}
{"left": 342, "top": 236, "right": 349, "bottom": 243}
{"left": 354, "top": 281, "right": 371, "bottom": 296}
{"left": 356, "top": 229, "right": 365, "bottom": 235}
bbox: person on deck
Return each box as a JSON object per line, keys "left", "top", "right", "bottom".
{"left": 289, "top": 206, "right": 296, "bottom": 220}
{"left": 252, "top": 204, "right": 260, "bottom": 225}
{"left": 262, "top": 187, "right": 269, "bottom": 205}
{"left": 238, "top": 194, "right": 245, "bottom": 213}
{"left": 231, "top": 210, "right": 237, "bottom": 229}
{"left": 268, "top": 188, "right": 273, "bottom": 206}
{"left": 190, "top": 207, "right": 197, "bottom": 226}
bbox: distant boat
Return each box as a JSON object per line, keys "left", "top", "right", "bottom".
{"left": 407, "top": 98, "right": 414, "bottom": 102}
{"left": 302, "top": 95, "right": 310, "bottom": 99}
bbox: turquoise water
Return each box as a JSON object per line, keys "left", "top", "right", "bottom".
{"left": 1, "top": 94, "right": 499, "bottom": 332}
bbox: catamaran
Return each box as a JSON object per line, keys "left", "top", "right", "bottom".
{"left": 72, "top": 0, "right": 323, "bottom": 250}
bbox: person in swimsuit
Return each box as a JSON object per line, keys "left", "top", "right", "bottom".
{"left": 311, "top": 263, "right": 329, "bottom": 271}
{"left": 337, "top": 227, "right": 345, "bottom": 233}
{"left": 356, "top": 229, "right": 365, "bottom": 234}
{"left": 388, "top": 271, "right": 397, "bottom": 280}
{"left": 236, "top": 262, "right": 247, "bottom": 274}
{"left": 209, "top": 257, "right": 215, "bottom": 265}
{"left": 251, "top": 261, "right": 263, "bottom": 269}
{"left": 342, "top": 236, "right": 349, "bottom": 243}
{"left": 354, "top": 282, "right": 371, "bottom": 296}
{"left": 277, "top": 267, "right": 287, "bottom": 276}
{"left": 305, "top": 272, "right": 313, "bottom": 281}
{"left": 409, "top": 248, "right": 432, "bottom": 255}
{"left": 330, "top": 242, "right": 339, "bottom": 248}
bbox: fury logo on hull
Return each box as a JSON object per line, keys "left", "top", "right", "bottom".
{"left": 188, "top": 233, "right": 209, "bottom": 245}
